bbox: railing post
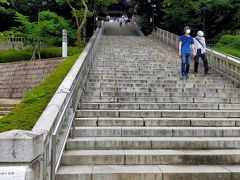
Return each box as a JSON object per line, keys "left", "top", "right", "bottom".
{"left": 51, "top": 134, "right": 56, "bottom": 180}
{"left": 71, "top": 90, "right": 76, "bottom": 139}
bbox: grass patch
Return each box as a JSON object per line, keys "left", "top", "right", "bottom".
{"left": 0, "top": 48, "right": 82, "bottom": 133}
{"left": 0, "top": 47, "right": 79, "bottom": 63}
{"left": 214, "top": 45, "right": 240, "bottom": 58}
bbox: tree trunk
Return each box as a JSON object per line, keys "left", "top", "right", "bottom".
{"left": 77, "top": 28, "right": 81, "bottom": 48}
{"left": 66, "top": 0, "right": 88, "bottom": 49}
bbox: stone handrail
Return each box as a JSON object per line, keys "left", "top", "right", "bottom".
{"left": 152, "top": 27, "right": 240, "bottom": 86}
{"left": 0, "top": 23, "right": 104, "bottom": 180}
{"left": 131, "top": 16, "right": 145, "bottom": 36}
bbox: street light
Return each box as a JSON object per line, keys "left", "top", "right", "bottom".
{"left": 147, "top": 0, "right": 156, "bottom": 32}
{"left": 202, "top": 4, "right": 206, "bottom": 37}
{"left": 151, "top": 4, "right": 156, "bottom": 31}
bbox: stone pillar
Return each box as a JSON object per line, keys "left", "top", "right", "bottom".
{"left": 62, "top": 29, "right": 68, "bottom": 58}
{"left": 0, "top": 130, "right": 46, "bottom": 180}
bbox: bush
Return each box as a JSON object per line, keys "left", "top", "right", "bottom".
{"left": 40, "top": 47, "right": 62, "bottom": 59}
{"left": 0, "top": 47, "right": 81, "bottom": 63}
{"left": 41, "top": 47, "right": 80, "bottom": 58}
{"left": 0, "top": 49, "right": 82, "bottom": 133}
{"left": 218, "top": 35, "right": 235, "bottom": 46}
{"left": 232, "top": 36, "right": 240, "bottom": 49}
{"left": 0, "top": 49, "right": 32, "bottom": 63}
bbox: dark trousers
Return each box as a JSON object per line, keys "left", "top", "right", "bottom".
{"left": 194, "top": 49, "right": 209, "bottom": 73}
{"left": 181, "top": 54, "right": 191, "bottom": 76}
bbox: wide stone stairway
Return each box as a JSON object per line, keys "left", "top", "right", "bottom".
{"left": 56, "top": 26, "right": 240, "bottom": 179}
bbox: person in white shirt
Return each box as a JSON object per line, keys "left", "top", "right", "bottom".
{"left": 193, "top": 30, "right": 210, "bottom": 75}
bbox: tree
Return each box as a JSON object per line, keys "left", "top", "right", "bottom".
{"left": 10, "top": 11, "right": 76, "bottom": 60}
{"left": 59, "top": 0, "right": 116, "bottom": 48}
{"left": 129, "top": 0, "right": 164, "bottom": 35}
{"left": 67, "top": 0, "right": 89, "bottom": 48}
{"left": 161, "top": 0, "right": 240, "bottom": 37}
{"left": 0, "top": 0, "right": 14, "bottom": 15}
{"left": 129, "top": 0, "right": 240, "bottom": 38}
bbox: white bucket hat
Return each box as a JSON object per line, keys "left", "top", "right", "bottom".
{"left": 197, "top": 30, "right": 204, "bottom": 37}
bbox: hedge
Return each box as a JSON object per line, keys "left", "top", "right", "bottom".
{"left": 0, "top": 49, "right": 82, "bottom": 133}
{"left": 0, "top": 47, "right": 79, "bottom": 63}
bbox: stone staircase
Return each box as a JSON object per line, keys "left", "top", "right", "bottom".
{"left": 0, "top": 99, "right": 20, "bottom": 118}
{"left": 0, "top": 58, "right": 63, "bottom": 99}
{"left": 56, "top": 35, "right": 240, "bottom": 180}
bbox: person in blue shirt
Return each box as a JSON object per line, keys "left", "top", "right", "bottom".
{"left": 178, "top": 26, "right": 195, "bottom": 79}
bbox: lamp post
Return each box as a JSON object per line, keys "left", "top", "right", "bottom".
{"left": 147, "top": 0, "right": 156, "bottom": 32}
{"left": 92, "top": 0, "right": 97, "bottom": 32}
{"left": 93, "top": 10, "right": 96, "bottom": 31}
{"left": 152, "top": 4, "right": 156, "bottom": 31}
{"left": 203, "top": 4, "right": 206, "bottom": 37}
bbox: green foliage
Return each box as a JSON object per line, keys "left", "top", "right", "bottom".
{"left": 215, "top": 46, "right": 240, "bottom": 58}
{"left": 11, "top": 11, "right": 76, "bottom": 46}
{"left": 215, "top": 35, "right": 240, "bottom": 58}
{"left": 0, "top": 49, "right": 32, "bottom": 63}
{"left": 0, "top": 51, "right": 82, "bottom": 133}
{"left": 0, "top": 47, "right": 80, "bottom": 63}
{"left": 0, "top": 0, "right": 8, "bottom": 3}
{"left": 160, "top": 0, "right": 239, "bottom": 36}
{"left": 219, "top": 35, "right": 235, "bottom": 46}
{"left": 217, "top": 35, "right": 240, "bottom": 50}
{"left": 93, "top": 0, "right": 116, "bottom": 16}
{"left": 130, "top": 0, "right": 240, "bottom": 38}
{"left": 232, "top": 36, "right": 240, "bottom": 49}
{"left": 0, "top": 0, "right": 15, "bottom": 14}
{"left": 0, "top": 31, "right": 15, "bottom": 44}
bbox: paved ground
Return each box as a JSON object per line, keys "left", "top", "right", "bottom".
{"left": 103, "top": 22, "right": 139, "bottom": 36}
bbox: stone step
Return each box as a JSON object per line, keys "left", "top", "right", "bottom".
{"left": 66, "top": 137, "right": 240, "bottom": 150}
{"left": 81, "top": 96, "right": 238, "bottom": 103}
{"left": 85, "top": 82, "right": 236, "bottom": 89}
{"left": 0, "top": 110, "right": 9, "bottom": 116}
{"left": 76, "top": 110, "right": 240, "bottom": 118}
{"left": 72, "top": 126, "right": 240, "bottom": 137}
{"left": 74, "top": 117, "right": 240, "bottom": 127}
{"left": 56, "top": 165, "right": 240, "bottom": 180}
{"left": 88, "top": 75, "right": 227, "bottom": 81}
{"left": 88, "top": 73, "right": 223, "bottom": 78}
{"left": 84, "top": 87, "right": 240, "bottom": 94}
{"left": 80, "top": 103, "right": 240, "bottom": 110}
{"left": 61, "top": 149, "right": 240, "bottom": 165}
{"left": 87, "top": 79, "right": 232, "bottom": 86}
{"left": 82, "top": 92, "right": 239, "bottom": 98}
{"left": 88, "top": 67, "right": 209, "bottom": 71}
{"left": 0, "top": 106, "right": 13, "bottom": 111}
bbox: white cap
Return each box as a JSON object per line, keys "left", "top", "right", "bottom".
{"left": 197, "top": 31, "right": 204, "bottom": 37}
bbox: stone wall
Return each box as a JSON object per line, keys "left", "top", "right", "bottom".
{"left": 0, "top": 58, "right": 63, "bottom": 99}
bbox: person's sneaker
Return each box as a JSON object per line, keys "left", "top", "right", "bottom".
{"left": 185, "top": 73, "right": 189, "bottom": 79}
{"left": 180, "top": 73, "right": 185, "bottom": 79}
